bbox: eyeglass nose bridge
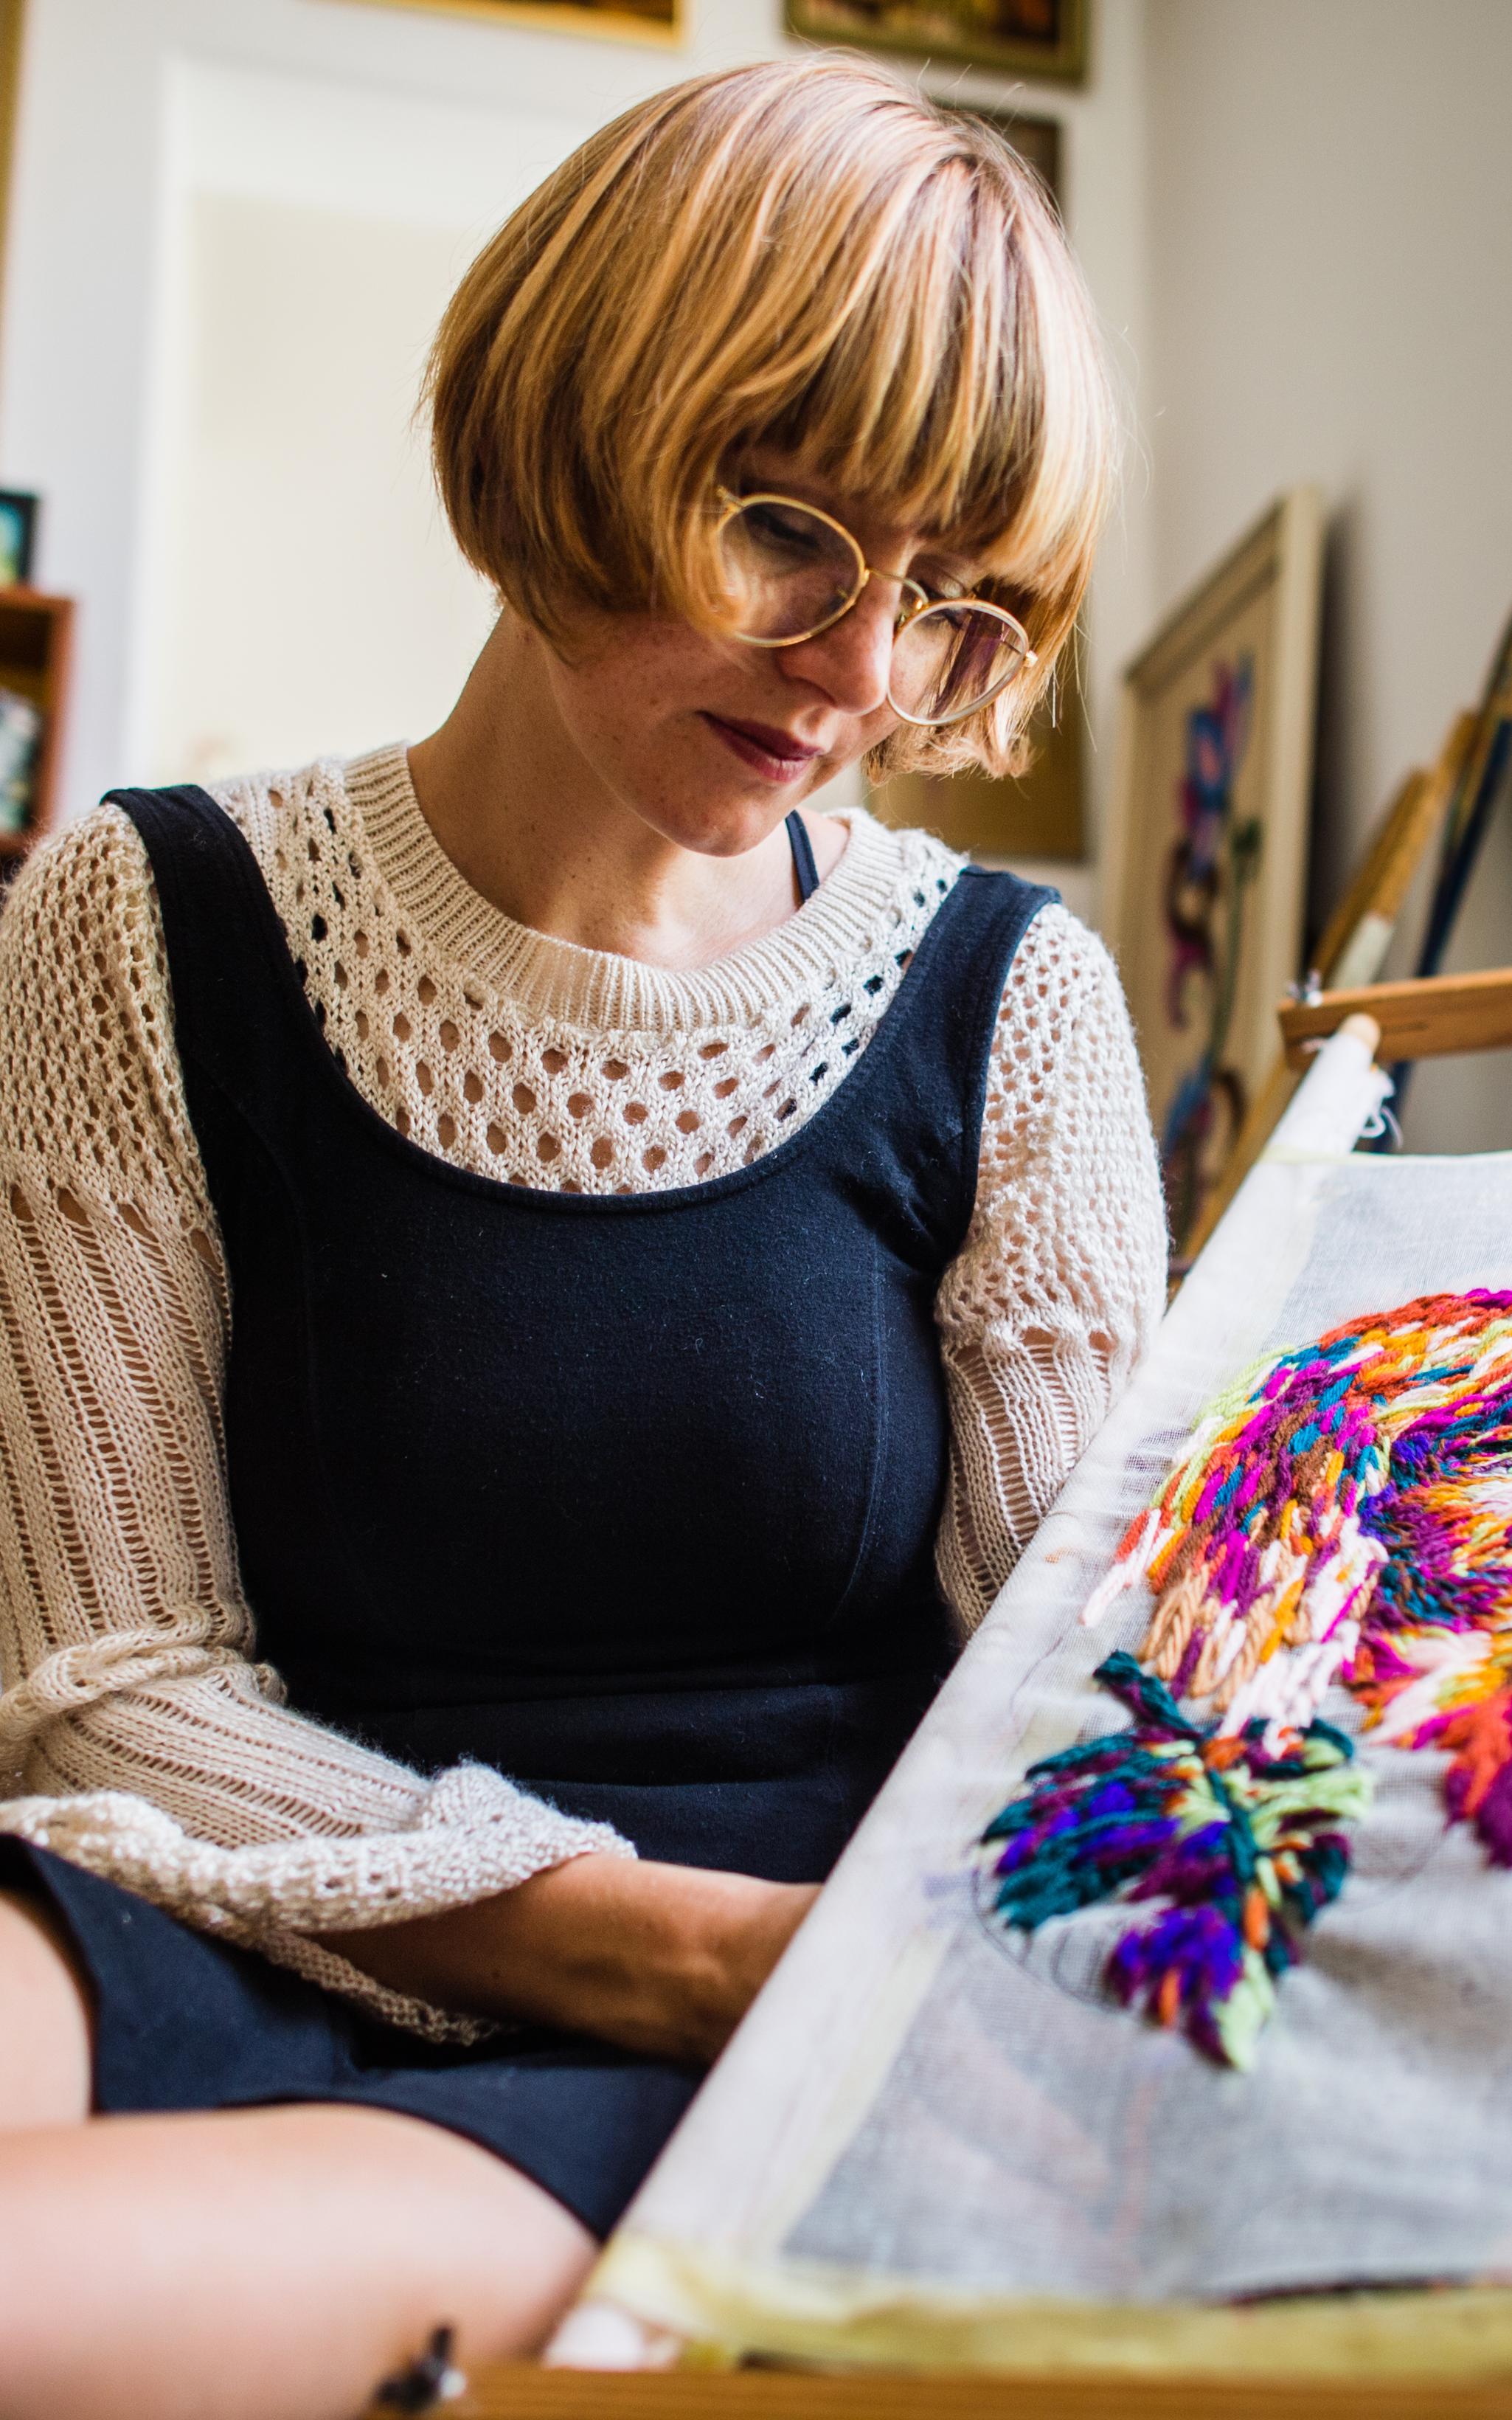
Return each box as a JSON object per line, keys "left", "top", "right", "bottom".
{"left": 846, "top": 561, "right": 934, "bottom": 636}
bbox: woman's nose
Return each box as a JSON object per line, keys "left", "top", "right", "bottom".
{"left": 780, "top": 577, "right": 896, "bottom": 716}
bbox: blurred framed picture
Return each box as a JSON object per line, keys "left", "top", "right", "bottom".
{"left": 0, "top": 683, "right": 40, "bottom": 834}
{"left": 786, "top": 0, "right": 1086, "bottom": 85}
{"left": 872, "top": 629, "right": 1086, "bottom": 861}
{"left": 327, "top": 0, "right": 682, "bottom": 37}
{"left": 1102, "top": 489, "right": 1325, "bottom": 1252}
{"left": 870, "top": 108, "right": 1081, "bottom": 864}
{"left": 980, "top": 107, "right": 1060, "bottom": 208}
{"left": 0, "top": 489, "right": 36, "bottom": 587}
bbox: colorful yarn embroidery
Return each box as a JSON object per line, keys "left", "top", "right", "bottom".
{"left": 979, "top": 1290, "right": 1512, "bottom": 2065}
{"left": 978, "top": 1652, "right": 1367, "bottom": 2069}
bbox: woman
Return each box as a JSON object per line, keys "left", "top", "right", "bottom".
{"left": 0, "top": 56, "right": 1165, "bottom": 2420}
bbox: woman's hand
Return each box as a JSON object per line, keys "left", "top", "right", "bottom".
{"left": 321, "top": 1855, "right": 818, "bottom": 2067}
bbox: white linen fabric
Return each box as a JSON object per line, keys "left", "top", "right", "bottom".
{"left": 0, "top": 745, "right": 1165, "bottom": 2037}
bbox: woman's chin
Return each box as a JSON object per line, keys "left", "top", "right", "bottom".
{"left": 634, "top": 771, "right": 812, "bottom": 862}
{"left": 662, "top": 799, "right": 800, "bottom": 860}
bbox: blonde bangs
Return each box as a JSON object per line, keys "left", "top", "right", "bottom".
{"left": 426, "top": 58, "right": 1115, "bottom": 779}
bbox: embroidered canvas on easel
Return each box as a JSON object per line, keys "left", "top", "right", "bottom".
{"left": 978, "top": 1290, "right": 1512, "bottom": 2067}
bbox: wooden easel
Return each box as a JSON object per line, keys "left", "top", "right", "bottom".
{"left": 1278, "top": 966, "right": 1512, "bottom": 1067}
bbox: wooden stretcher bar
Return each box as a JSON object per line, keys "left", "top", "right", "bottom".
{"left": 1279, "top": 966, "right": 1512, "bottom": 1068}
{"left": 447, "top": 2362, "right": 1512, "bottom": 2418}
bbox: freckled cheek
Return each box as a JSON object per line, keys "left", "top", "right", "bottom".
{"left": 578, "top": 629, "right": 727, "bottom": 731}
{"left": 558, "top": 658, "right": 680, "bottom": 761}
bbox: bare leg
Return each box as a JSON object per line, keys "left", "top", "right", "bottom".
{"left": 0, "top": 2104, "right": 597, "bottom": 2420}
{"left": 0, "top": 1890, "right": 92, "bottom": 2127}
{"left": 0, "top": 1900, "right": 597, "bottom": 2420}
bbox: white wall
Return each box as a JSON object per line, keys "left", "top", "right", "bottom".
{"left": 0, "top": 0, "right": 799, "bottom": 818}
{"left": 153, "top": 193, "right": 501, "bottom": 784}
{"left": 1144, "top": 0, "right": 1512, "bottom": 1149}
{"left": 0, "top": 0, "right": 1153, "bottom": 879}
{"left": 143, "top": 63, "right": 599, "bottom": 783}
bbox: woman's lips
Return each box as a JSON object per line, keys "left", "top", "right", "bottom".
{"left": 701, "top": 713, "right": 822, "bottom": 784}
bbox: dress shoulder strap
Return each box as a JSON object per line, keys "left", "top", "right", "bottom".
{"left": 103, "top": 782, "right": 319, "bottom": 1099}
{"left": 815, "top": 858, "right": 1056, "bottom": 1265}
{"left": 920, "top": 862, "right": 1058, "bottom": 1174}
{"left": 785, "top": 810, "right": 820, "bottom": 903}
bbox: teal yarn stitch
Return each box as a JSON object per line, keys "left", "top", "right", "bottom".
{"left": 977, "top": 1653, "right": 1371, "bottom": 2069}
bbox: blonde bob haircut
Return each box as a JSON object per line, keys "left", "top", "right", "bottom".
{"left": 426, "top": 57, "right": 1115, "bottom": 780}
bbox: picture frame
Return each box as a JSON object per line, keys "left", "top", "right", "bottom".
{"left": 0, "top": 486, "right": 37, "bottom": 586}
{"left": 1176, "top": 708, "right": 1472, "bottom": 1271}
{"left": 870, "top": 108, "right": 1084, "bottom": 865}
{"left": 322, "top": 0, "right": 683, "bottom": 45}
{"left": 870, "top": 624, "right": 1085, "bottom": 861}
{"left": 0, "top": 587, "right": 73, "bottom": 873}
{"left": 0, "top": 1, "right": 24, "bottom": 344}
{"left": 951, "top": 103, "right": 1061, "bottom": 207}
{"left": 785, "top": 0, "right": 1087, "bottom": 86}
{"left": 1102, "top": 488, "right": 1325, "bottom": 1254}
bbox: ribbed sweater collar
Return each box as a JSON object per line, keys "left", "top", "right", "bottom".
{"left": 343, "top": 741, "right": 924, "bottom": 1035}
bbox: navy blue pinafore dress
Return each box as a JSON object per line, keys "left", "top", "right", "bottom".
{"left": 4, "top": 786, "right": 1051, "bottom": 2238}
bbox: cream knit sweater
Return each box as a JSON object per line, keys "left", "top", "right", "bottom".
{"left": 0, "top": 746, "right": 1166, "bottom": 2039}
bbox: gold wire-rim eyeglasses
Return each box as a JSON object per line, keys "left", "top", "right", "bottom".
{"left": 713, "top": 485, "right": 1037, "bottom": 728}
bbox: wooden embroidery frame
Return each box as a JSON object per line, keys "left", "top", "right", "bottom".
{"left": 372, "top": 975, "right": 1512, "bottom": 2420}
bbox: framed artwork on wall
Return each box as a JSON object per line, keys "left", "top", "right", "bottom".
{"left": 327, "top": 0, "right": 683, "bottom": 43}
{"left": 1101, "top": 488, "right": 1325, "bottom": 1254}
{"left": 0, "top": 1, "right": 24, "bottom": 352}
{"left": 871, "top": 625, "right": 1085, "bottom": 861}
{"left": 871, "top": 106, "right": 1085, "bottom": 864}
{"left": 977, "top": 106, "right": 1060, "bottom": 205}
{"left": 785, "top": 0, "right": 1087, "bottom": 86}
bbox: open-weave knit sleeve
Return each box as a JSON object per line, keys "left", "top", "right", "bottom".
{"left": 0, "top": 808, "right": 629, "bottom": 2041}
{"left": 934, "top": 904, "right": 1168, "bottom": 1631}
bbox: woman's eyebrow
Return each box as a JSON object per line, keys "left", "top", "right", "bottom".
{"left": 912, "top": 540, "right": 983, "bottom": 589}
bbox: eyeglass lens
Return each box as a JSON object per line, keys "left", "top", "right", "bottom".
{"left": 718, "top": 496, "right": 1025, "bottom": 725}
{"left": 720, "top": 497, "right": 861, "bottom": 642}
{"left": 887, "top": 601, "right": 1024, "bottom": 725}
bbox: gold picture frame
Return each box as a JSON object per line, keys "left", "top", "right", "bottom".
{"left": 1102, "top": 488, "right": 1325, "bottom": 1255}
{"left": 323, "top": 0, "right": 684, "bottom": 46}
{"left": 0, "top": 0, "right": 24, "bottom": 352}
{"left": 870, "top": 623, "right": 1085, "bottom": 861}
{"left": 1176, "top": 708, "right": 1473, "bottom": 1272}
{"left": 870, "top": 106, "right": 1086, "bottom": 865}
{"left": 785, "top": 0, "right": 1087, "bottom": 87}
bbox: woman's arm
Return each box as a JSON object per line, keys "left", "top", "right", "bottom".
{"left": 326, "top": 1856, "right": 817, "bottom": 2064}
{"left": 0, "top": 809, "right": 640, "bottom": 2036}
{"left": 934, "top": 905, "right": 1168, "bottom": 1629}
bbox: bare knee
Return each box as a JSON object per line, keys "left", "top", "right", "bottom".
{"left": 0, "top": 1890, "right": 91, "bottom": 2130}
{"left": 0, "top": 2104, "right": 595, "bottom": 2420}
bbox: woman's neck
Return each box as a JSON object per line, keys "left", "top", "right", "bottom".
{"left": 406, "top": 615, "right": 845, "bottom": 972}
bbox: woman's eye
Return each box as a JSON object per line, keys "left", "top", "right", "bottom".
{"left": 915, "top": 571, "right": 969, "bottom": 604}
{"left": 746, "top": 503, "right": 825, "bottom": 559}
